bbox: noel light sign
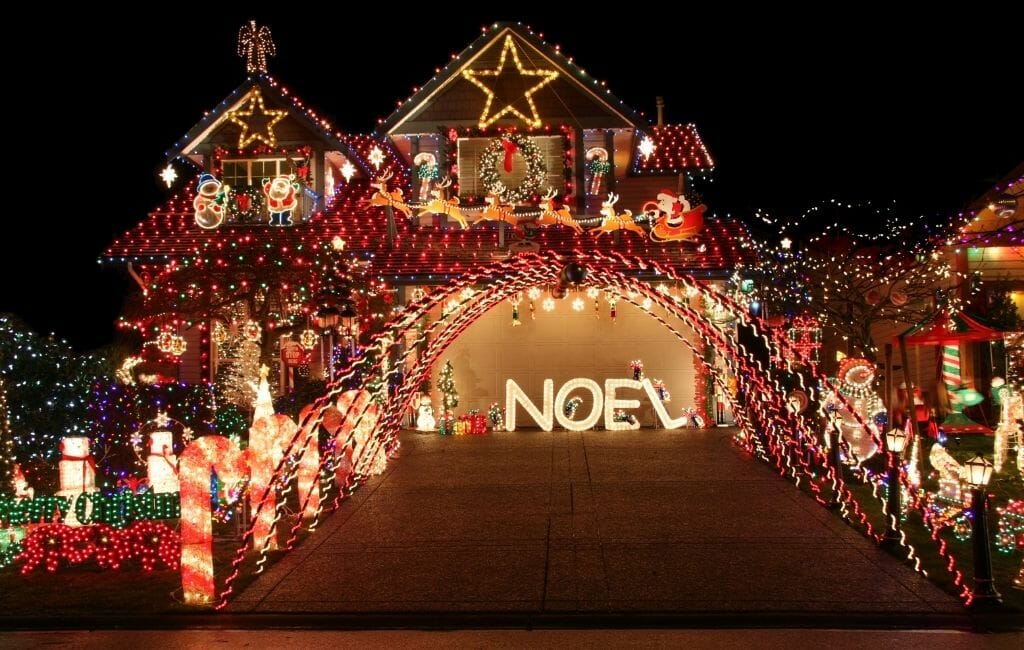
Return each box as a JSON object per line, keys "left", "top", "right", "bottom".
{"left": 505, "top": 378, "right": 691, "bottom": 431}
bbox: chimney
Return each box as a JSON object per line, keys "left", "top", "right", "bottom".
{"left": 655, "top": 96, "right": 665, "bottom": 126}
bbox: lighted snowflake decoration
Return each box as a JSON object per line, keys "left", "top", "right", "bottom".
{"left": 542, "top": 297, "right": 555, "bottom": 312}
{"left": 340, "top": 161, "right": 356, "bottom": 182}
{"left": 129, "top": 432, "right": 144, "bottom": 447}
{"left": 154, "top": 412, "right": 171, "bottom": 428}
{"left": 368, "top": 145, "right": 385, "bottom": 170}
{"left": 638, "top": 136, "right": 656, "bottom": 160}
{"left": 159, "top": 164, "right": 177, "bottom": 188}
{"left": 586, "top": 287, "right": 600, "bottom": 300}
{"left": 182, "top": 428, "right": 194, "bottom": 443}
{"left": 527, "top": 287, "right": 542, "bottom": 301}
{"left": 641, "top": 297, "right": 653, "bottom": 311}
{"left": 571, "top": 297, "right": 585, "bottom": 311}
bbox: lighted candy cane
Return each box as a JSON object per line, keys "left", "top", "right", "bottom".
{"left": 585, "top": 147, "right": 610, "bottom": 195}
{"left": 179, "top": 435, "right": 247, "bottom": 605}
{"left": 248, "top": 414, "right": 297, "bottom": 552}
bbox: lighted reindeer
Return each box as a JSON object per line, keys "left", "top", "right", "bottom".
{"left": 369, "top": 169, "right": 412, "bottom": 218}
{"left": 477, "top": 193, "right": 519, "bottom": 228}
{"left": 537, "top": 187, "right": 583, "bottom": 234}
{"left": 590, "top": 192, "right": 646, "bottom": 238}
{"left": 418, "top": 178, "right": 468, "bottom": 229}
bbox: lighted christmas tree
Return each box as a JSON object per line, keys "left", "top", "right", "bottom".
{"left": 0, "top": 377, "right": 14, "bottom": 497}
{"left": 215, "top": 337, "right": 262, "bottom": 409}
{"left": 438, "top": 360, "right": 458, "bottom": 411}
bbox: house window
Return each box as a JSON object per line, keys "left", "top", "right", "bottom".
{"left": 221, "top": 158, "right": 305, "bottom": 186}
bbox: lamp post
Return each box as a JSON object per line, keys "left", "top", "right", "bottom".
{"left": 883, "top": 427, "right": 907, "bottom": 546}
{"left": 314, "top": 305, "right": 340, "bottom": 380}
{"left": 339, "top": 302, "right": 358, "bottom": 355}
{"left": 965, "top": 453, "right": 1001, "bottom": 606}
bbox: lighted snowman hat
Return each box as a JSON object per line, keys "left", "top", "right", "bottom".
{"left": 196, "top": 173, "right": 219, "bottom": 192}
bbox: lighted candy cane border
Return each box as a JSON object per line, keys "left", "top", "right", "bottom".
{"left": 203, "top": 252, "right": 961, "bottom": 608}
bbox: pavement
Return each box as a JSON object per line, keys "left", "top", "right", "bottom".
{"left": 224, "top": 428, "right": 976, "bottom": 627}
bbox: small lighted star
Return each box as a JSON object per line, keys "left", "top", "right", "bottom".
{"left": 331, "top": 236, "right": 346, "bottom": 251}
{"left": 462, "top": 35, "right": 559, "bottom": 128}
{"left": 368, "top": 145, "right": 385, "bottom": 170}
{"left": 638, "top": 136, "right": 656, "bottom": 160}
{"left": 780, "top": 237, "right": 792, "bottom": 250}
{"left": 154, "top": 412, "right": 171, "bottom": 428}
{"left": 226, "top": 89, "right": 287, "bottom": 149}
{"left": 340, "top": 161, "right": 356, "bottom": 182}
{"left": 159, "top": 165, "right": 177, "bottom": 188}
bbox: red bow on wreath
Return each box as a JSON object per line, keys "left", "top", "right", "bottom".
{"left": 500, "top": 138, "right": 518, "bottom": 173}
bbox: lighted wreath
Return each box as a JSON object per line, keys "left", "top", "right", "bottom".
{"left": 479, "top": 133, "right": 547, "bottom": 203}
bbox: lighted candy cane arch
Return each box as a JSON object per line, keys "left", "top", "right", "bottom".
{"left": 195, "top": 252, "right": 969, "bottom": 609}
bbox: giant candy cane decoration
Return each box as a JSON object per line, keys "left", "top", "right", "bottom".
{"left": 180, "top": 435, "right": 247, "bottom": 604}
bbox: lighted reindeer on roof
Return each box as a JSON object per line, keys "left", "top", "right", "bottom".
{"left": 369, "top": 169, "right": 412, "bottom": 218}
{"left": 476, "top": 191, "right": 519, "bottom": 229}
{"left": 536, "top": 187, "right": 583, "bottom": 234}
{"left": 418, "top": 177, "right": 468, "bottom": 229}
{"left": 590, "top": 192, "right": 646, "bottom": 238}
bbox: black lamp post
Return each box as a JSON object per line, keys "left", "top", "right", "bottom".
{"left": 339, "top": 302, "right": 358, "bottom": 354}
{"left": 883, "top": 427, "right": 907, "bottom": 546}
{"left": 965, "top": 453, "right": 1001, "bottom": 606}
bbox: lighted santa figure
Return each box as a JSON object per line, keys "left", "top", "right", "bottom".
{"left": 644, "top": 190, "right": 706, "bottom": 242}
{"left": 263, "top": 174, "right": 301, "bottom": 226}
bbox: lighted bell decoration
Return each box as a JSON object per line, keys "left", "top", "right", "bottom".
{"left": 170, "top": 335, "right": 187, "bottom": 357}
{"left": 57, "top": 436, "right": 99, "bottom": 527}
{"left": 885, "top": 427, "right": 908, "bottom": 453}
{"left": 148, "top": 430, "right": 180, "bottom": 493}
{"left": 965, "top": 454, "right": 993, "bottom": 488}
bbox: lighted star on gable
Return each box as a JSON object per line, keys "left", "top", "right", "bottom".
{"left": 159, "top": 164, "right": 177, "bottom": 188}
{"left": 462, "top": 35, "right": 559, "bottom": 128}
{"left": 368, "top": 145, "right": 385, "bottom": 170}
{"left": 226, "top": 89, "right": 287, "bottom": 149}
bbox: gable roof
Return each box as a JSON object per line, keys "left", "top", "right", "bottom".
{"left": 164, "top": 75, "right": 371, "bottom": 175}
{"left": 631, "top": 124, "right": 715, "bottom": 175}
{"left": 379, "top": 23, "right": 650, "bottom": 135}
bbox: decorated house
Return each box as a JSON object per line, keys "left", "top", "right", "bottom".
{"left": 102, "top": 22, "right": 756, "bottom": 425}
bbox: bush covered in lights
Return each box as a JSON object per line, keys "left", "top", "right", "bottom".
{"left": 0, "top": 315, "right": 110, "bottom": 474}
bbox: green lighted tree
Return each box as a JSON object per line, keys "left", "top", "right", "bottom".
{"left": 438, "top": 360, "right": 458, "bottom": 411}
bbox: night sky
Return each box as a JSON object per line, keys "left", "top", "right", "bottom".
{"left": 4, "top": 10, "right": 1020, "bottom": 350}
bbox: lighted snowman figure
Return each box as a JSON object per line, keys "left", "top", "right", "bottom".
{"left": 415, "top": 395, "right": 436, "bottom": 431}
{"left": 832, "top": 358, "right": 885, "bottom": 463}
{"left": 57, "top": 436, "right": 100, "bottom": 526}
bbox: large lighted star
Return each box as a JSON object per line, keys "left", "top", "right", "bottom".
{"left": 226, "top": 89, "right": 287, "bottom": 149}
{"left": 462, "top": 35, "right": 559, "bottom": 128}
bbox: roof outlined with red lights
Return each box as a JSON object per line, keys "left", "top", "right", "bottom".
{"left": 103, "top": 181, "right": 755, "bottom": 280}
{"left": 631, "top": 124, "right": 715, "bottom": 175}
